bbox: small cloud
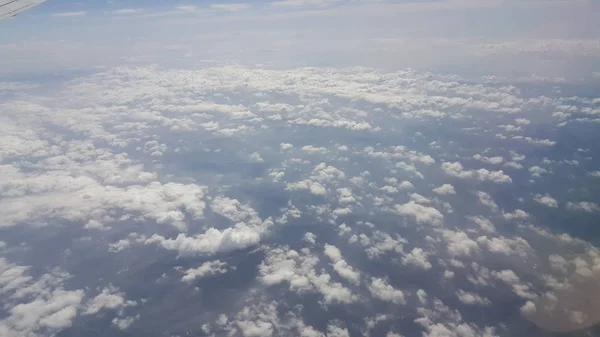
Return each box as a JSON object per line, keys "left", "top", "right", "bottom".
{"left": 533, "top": 194, "right": 558, "bottom": 208}
{"left": 51, "top": 11, "right": 86, "bottom": 17}
{"left": 176, "top": 5, "right": 198, "bottom": 12}
{"left": 456, "top": 289, "right": 491, "bottom": 306}
{"left": 211, "top": 3, "right": 250, "bottom": 11}
{"left": 112, "top": 8, "right": 144, "bottom": 15}
{"left": 269, "top": 0, "right": 339, "bottom": 7}
{"left": 566, "top": 201, "right": 600, "bottom": 213}
{"left": 432, "top": 183, "right": 456, "bottom": 195}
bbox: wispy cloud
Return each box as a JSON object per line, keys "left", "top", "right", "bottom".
{"left": 51, "top": 11, "right": 86, "bottom": 17}
{"left": 112, "top": 8, "right": 144, "bottom": 15}
{"left": 269, "top": 0, "right": 340, "bottom": 7}
{"left": 175, "top": 5, "right": 198, "bottom": 12}
{"left": 211, "top": 3, "right": 251, "bottom": 11}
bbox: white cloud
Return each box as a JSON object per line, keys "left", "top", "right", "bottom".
{"left": 473, "top": 154, "right": 504, "bottom": 165}
{"left": 442, "top": 162, "right": 512, "bottom": 183}
{"left": 402, "top": 247, "right": 432, "bottom": 270}
{"left": 416, "top": 289, "right": 427, "bottom": 304}
{"left": 327, "top": 323, "right": 350, "bottom": 337}
{"left": 176, "top": 5, "right": 198, "bottom": 11}
{"left": 303, "top": 232, "right": 317, "bottom": 245}
{"left": 180, "top": 260, "right": 229, "bottom": 283}
{"left": 211, "top": 3, "right": 251, "bottom": 11}
{"left": 475, "top": 191, "right": 499, "bottom": 212}
{"left": 394, "top": 201, "right": 444, "bottom": 226}
{"left": 520, "top": 301, "right": 537, "bottom": 315}
{"left": 286, "top": 179, "right": 327, "bottom": 195}
{"left": 533, "top": 194, "right": 558, "bottom": 208}
{"left": 441, "top": 230, "right": 479, "bottom": 257}
{"left": 324, "top": 244, "right": 360, "bottom": 285}
{"left": 528, "top": 166, "right": 548, "bottom": 177}
{"left": 112, "top": 315, "right": 140, "bottom": 330}
{"left": 368, "top": 278, "right": 405, "bottom": 305}
{"left": 259, "top": 247, "right": 356, "bottom": 304}
{"left": 515, "top": 118, "right": 531, "bottom": 125}
{"left": 51, "top": 11, "right": 86, "bottom": 17}
{"left": 112, "top": 8, "right": 144, "bottom": 15}
{"left": 269, "top": 0, "right": 339, "bottom": 8}
{"left": 410, "top": 193, "right": 432, "bottom": 204}
{"left": 0, "top": 259, "right": 84, "bottom": 337}
{"left": 432, "top": 183, "right": 456, "bottom": 195}
{"left": 249, "top": 152, "right": 264, "bottom": 163}
{"left": 84, "top": 286, "right": 136, "bottom": 315}
{"left": 504, "top": 161, "right": 523, "bottom": 169}
{"left": 398, "top": 181, "right": 414, "bottom": 190}
{"left": 476, "top": 235, "right": 532, "bottom": 256}
{"left": 280, "top": 143, "right": 293, "bottom": 150}
{"left": 503, "top": 209, "right": 529, "bottom": 220}
{"left": 301, "top": 145, "right": 327, "bottom": 154}
{"left": 467, "top": 216, "right": 496, "bottom": 233}
{"left": 566, "top": 201, "right": 600, "bottom": 213}
{"left": 0, "top": 169, "right": 207, "bottom": 231}
{"left": 456, "top": 290, "right": 491, "bottom": 306}
{"left": 146, "top": 221, "right": 270, "bottom": 257}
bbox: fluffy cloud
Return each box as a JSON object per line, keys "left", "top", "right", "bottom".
{"left": 259, "top": 247, "right": 357, "bottom": 304}
{"left": 286, "top": 179, "right": 328, "bottom": 195}
{"left": 2, "top": 53, "right": 599, "bottom": 337}
{"left": 456, "top": 290, "right": 491, "bottom": 306}
{"left": 533, "top": 194, "right": 558, "bottom": 208}
{"left": 180, "top": 260, "right": 229, "bottom": 283}
{"left": 394, "top": 202, "right": 444, "bottom": 226}
{"left": 475, "top": 191, "right": 499, "bottom": 212}
{"left": 432, "top": 184, "right": 456, "bottom": 195}
{"left": 442, "top": 162, "right": 512, "bottom": 183}
{"left": 566, "top": 201, "right": 600, "bottom": 213}
{"left": 84, "top": 285, "right": 136, "bottom": 315}
{"left": 472, "top": 154, "right": 504, "bottom": 165}
{"left": 502, "top": 209, "right": 530, "bottom": 220}
{"left": 441, "top": 230, "right": 479, "bottom": 257}
{"left": 324, "top": 244, "right": 361, "bottom": 285}
{"left": 0, "top": 259, "right": 85, "bottom": 337}
{"left": 402, "top": 247, "right": 433, "bottom": 270}
{"left": 368, "top": 278, "right": 405, "bottom": 305}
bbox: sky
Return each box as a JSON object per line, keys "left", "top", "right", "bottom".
{"left": 1, "top": 1, "right": 600, "bottom": 337}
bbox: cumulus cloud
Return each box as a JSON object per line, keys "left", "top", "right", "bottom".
{"left": 402, "top": 247, "right": 432, "bottom": 270}
{"left": 432, "top": 183, "right": 456, "bottom": 195}
{"left": 441, "top": 230, "right": 479, "bottom": 257}
{"left": 472, "top": 154, "right": 504, "bottom": 165}
{"left": 456, "top": 290, "right": 491, "bottom": 306}
{"left": 84, "top": 285, "right": 136, "bottom": 315}
{"left": 442, "top": 162, "right": 512, "bottom": 183}
{"left": 286, "top": 179, "right": 327, "bottom": 195}
{"left": 503, "top": 209, "right": 530, "bottom": 220}
{"left": 566, "top": 201, "right": 600, "bottom": 213}
{"left": 259, "top": 247, "right": 356, "bottom": 304}
{"left": 180, "top": 260, "right": 229, "bottom": 283}
{"left": 534, "top": 194, "right": 558, "bottom": 208}
{"left": 0, "top": 259, "right": 85, "bottom": 337}
{"left": 394, "top": 202, "right": 444, "bottom": 226}
{"left": 475, "top": 191, "right": 499, "bottom": 212}
{"left": 368, "top": 278, "right": 405, "bottom": 305}
{"left": 211, "top": 3, "right": 250, "bottom": 11}
{"left": 2, "top": 51, "right": 598, "bottom": 337}
{"left": 145, "top": 222, "right": 269, "bottom": 256}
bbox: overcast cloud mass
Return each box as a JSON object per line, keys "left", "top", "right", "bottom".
{"left": 1, "top": 1, "right": 600, "bottom": 337}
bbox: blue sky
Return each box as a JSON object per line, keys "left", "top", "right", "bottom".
{"left": 2, "top": 0, "right": 599, "bottom": 81}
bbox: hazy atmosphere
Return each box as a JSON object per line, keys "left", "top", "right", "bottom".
{"left": 1, "top": 1, "right": 600, "bottom": 337}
